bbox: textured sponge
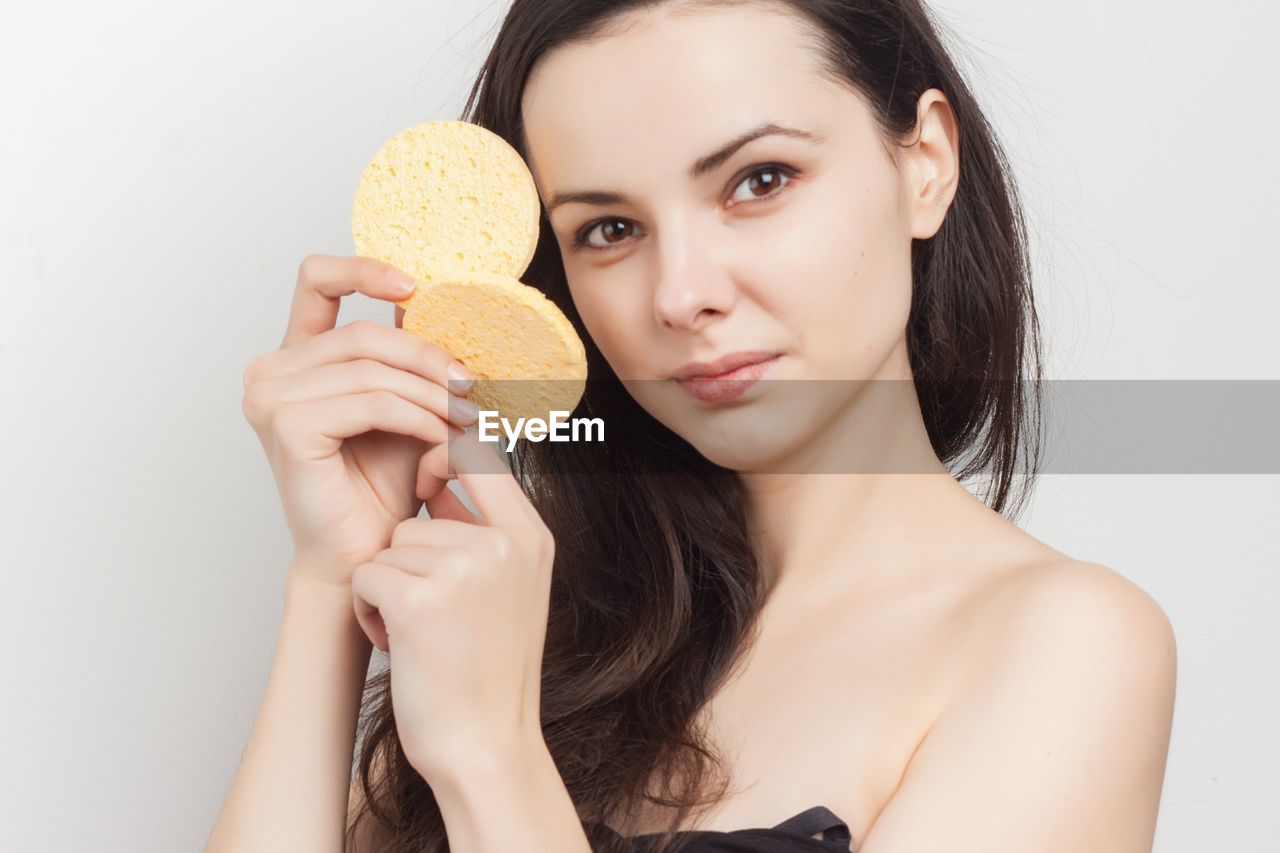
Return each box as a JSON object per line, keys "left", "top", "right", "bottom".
{"left": 351, "top": 119, "right": 588, "bottom": 425}
{"left": 352, "top": 119, "right": 542, "bottom": 313}
{"left": 402, "top": 272, "right": 587, "bottom": 424}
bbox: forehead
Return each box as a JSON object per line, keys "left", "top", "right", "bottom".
{"left": 520, "top": 4, "right": 841, "bottom": 197}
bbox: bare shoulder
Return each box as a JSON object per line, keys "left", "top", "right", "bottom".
{"left": 927, "top": 489, "right": 1177, "bottom": 676}
{"left": 966, "top": 558, "right": 1177, "bottom": 676}
{"left": 858, "top": 558, "right": 1178, "bottom": 853}
{"left": 952, "top": 557, "right": 1179, "bottom": 733}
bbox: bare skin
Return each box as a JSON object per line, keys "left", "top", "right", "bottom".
{"left": 235, "top": 3, "right": 1175, "bottom": 851}
{"left": 519, "top": 3, "right": 1176, "bottom": 851}
{"left": 620, "top": 502, "right": 1156, "bottom": 846}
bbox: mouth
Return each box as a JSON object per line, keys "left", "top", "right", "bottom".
{"left": 670, "top": 350, "right": 782, "bottom": 381}
{"left": 673, "top": 353, "right": 780, "bottom": 403}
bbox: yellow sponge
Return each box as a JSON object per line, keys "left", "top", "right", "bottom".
{"left": 351, "top": 119, "right": 542, "bottom": 313}
{"left": 402, "top": 272, "right": 587, "bottom": 424}
{"left": 351, "top": 119, "right": 588, "bottom": 425}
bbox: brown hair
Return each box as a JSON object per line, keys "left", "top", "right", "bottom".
{"left": 348, "top": 1, "right": 1044, "bottom": 850}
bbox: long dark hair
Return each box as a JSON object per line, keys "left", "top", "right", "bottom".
{"left": 348, "top": 1, "right": 1044, "bottom": 850}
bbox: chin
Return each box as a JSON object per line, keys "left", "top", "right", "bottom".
{"left": 692, "top": 428, "right": 815, "bottom": 472}
{"left": 661, "top": 400, "right": 819, "bottom": 472}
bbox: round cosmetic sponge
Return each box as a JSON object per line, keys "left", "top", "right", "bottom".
{"left": 351, "top": 119, "right": 542, "bottom": 312}
{"left": 402, "top": 272, "right": 588, "bottom": 425}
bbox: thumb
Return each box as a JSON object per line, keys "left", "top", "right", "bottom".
{"left": 415, "top": 440, "right": 480, "bottom": 523}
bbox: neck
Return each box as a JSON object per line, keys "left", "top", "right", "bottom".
{"left": 738, "top": 350, "right": 971, "bottom": 600}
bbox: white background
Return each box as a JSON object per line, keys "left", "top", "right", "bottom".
{"left": 2, "top": 1, "right": 1276, "bottom": 850}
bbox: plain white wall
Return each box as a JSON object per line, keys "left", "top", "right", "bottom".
{"left": 2, "top": 0, "right": 1276, "bottom": 850}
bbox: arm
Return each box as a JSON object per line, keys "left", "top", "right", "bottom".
{"left": 860, "top": 562, "right": 1177, "bottom": 853}
{"left": 205, "top": 569, "right": 374, "bottom": 853}
{"left": 426, "top": 734, "right": 594, "bottom": 853}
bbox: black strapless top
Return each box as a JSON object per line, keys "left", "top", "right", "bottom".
{"left": 584, "top": 804, "right": 853, "bottom": 851}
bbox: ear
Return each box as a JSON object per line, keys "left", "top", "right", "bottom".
{"left": 903, "top": 88, "right": 960, "bottom": 240}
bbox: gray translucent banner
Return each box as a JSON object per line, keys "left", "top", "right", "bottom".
{"left": 443, "top": 379, "right": 1280, "bottom": 474}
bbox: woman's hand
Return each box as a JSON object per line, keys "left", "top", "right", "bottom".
{"left": 241, "top": 254, "right": 479, "bottom": 590}
{"left": 350, "top": 430, "right": 556, "bottom": 783}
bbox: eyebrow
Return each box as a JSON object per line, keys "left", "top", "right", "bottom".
{"left": 543, "top": 121, "right": 824, "bottom": 214}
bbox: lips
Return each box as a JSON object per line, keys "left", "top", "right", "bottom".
{"left": 671, "top": 350, "right": 781, "bottom": 380}
{"left": 674, "top": 353, "right": 780, "bottom": 403}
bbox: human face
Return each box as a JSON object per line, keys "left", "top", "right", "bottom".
{"left": 521, "top": 3, "right": 935, "bottom": 471}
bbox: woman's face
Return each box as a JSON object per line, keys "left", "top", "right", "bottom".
{"left": 520, "top": 3, "right": 954, "bottom": 471}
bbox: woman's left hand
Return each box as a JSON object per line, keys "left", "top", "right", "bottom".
{"left": 350, "top": 429, "right": 555, "bottom": 783}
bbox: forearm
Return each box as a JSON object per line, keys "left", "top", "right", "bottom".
{"left": 429, "top": 734, "right": 593, "bottom": 853}
{"left": 206, "top": 569, "right": 373, "bottom": 852}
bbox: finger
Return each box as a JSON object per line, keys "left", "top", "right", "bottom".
{"left": 389, "top": 517, "right": 484, "bottom": 550}
{"left": 427, "top": 484, "right": 479, "bottom": 524}
{"left": 254, "top": 358, "right": 478, "bottom": 430}
{"left": 416, "top": 447, "right": 482, "bottom": 523}
{"left": 284, "top": 254, "right": 418, "bottom": 349}
{"left": 264, "top": 317, "right": 477, "bottom": 403}
{"left": 441, "top": 430, "right": 540, "bottom": 535}
{"left": 371, "top": 544, "right": 481, "bottom": 586}
{"left": 351, "top": 560, "right": 410, "bottom": 652}
{"left": 274, "top": 391, "right": 463, "bottom": 461}
{"left": 394, "top": 303, "right": 405, "bottom": 330}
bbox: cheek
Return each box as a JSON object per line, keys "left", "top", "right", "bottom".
{"left": 767, "top": 172, "right": 913, "bottom": 378}
{"left": 566, "top": 280, "right": 647, "bottom": 376}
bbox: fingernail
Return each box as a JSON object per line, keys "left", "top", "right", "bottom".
{"left": 387, "top": 268, "right": 416, "bottom": 293}
{"left": 452, "top": 395, "right": 480, "bottom": 425}
{"left": 447, "top": 361, "right": 475, "bottom": 391}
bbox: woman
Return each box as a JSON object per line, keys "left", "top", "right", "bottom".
{"left": 208, "top": 1, "right": 1177, "bottom": 851}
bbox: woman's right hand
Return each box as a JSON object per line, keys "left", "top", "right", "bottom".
{"left": 241, "top": 254, "right": 480, "bottom": 591}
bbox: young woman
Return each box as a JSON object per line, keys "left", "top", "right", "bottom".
{"left": 208, "top": 1, "right": 1177, "bottom": 851}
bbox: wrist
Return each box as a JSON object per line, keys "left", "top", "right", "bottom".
{"left": 423, "top": 727, "right": 550, "bottom": 800}
{"left": 283, "top": 572, "right": 367, "bottom": 640}
{"left": 284, "top": 568, "right": 349, "bottom": 606}
{"left": 426, "top": 731, "right": 591, "bottom": 851}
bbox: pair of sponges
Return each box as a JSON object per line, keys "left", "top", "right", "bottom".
{"left": 351, "top": 120, "right": 587, "bottom": 425}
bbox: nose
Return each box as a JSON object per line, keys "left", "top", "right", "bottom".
{"left": 652, "top": 225, "right": 737, "bottom": 332}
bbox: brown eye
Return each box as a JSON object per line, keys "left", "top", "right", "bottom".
{"left": 569, "top": 163, "right": 799, "bottom": 254}
{"left": 749, "top": 171, "right": 780, "bottom": 196}
{"left": 728, "top": 165, "right": 796, "bottom": 204}
{"left": 574, "top": 218, "right": 636, "bottom": 251}
{"left": 598, "top": 220, "right": 631, "bottom": 243}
